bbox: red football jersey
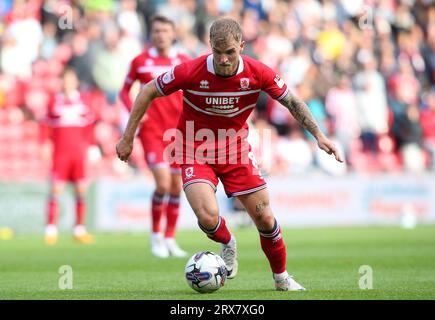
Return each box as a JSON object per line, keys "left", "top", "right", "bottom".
{"left": 46, "top": 91, "right": 94, "bottom": 156}
{"left": 122, "top": 47, "right": 190, "bottom": 133}
{"left": 155, "top": 54, "right": 288, "bottom": 163}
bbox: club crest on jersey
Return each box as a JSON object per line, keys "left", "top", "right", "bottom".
{"left": 185, "top": 167, "right": 195, "bottom": 179}
{"left": 199, "top": 80, "right": 209, "bottom": 89}
{"left": 240, "top": 78, "right": 250, "bottom": 90}
{"left": 162, "top": 67, "right": 175, "bottom": 84}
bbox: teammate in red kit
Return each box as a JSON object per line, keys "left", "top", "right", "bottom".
{"left": 120, "top": 16, "right": 190, "bottom": 258}
{"left": 44, "top": 68, "right": 95, "bottom": 245}
{"left": 117, "top": 18, "right": 343, "bottom": 290}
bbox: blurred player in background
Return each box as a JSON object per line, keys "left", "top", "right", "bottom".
{"left": 117, "top": 18, "right": 343, "bottom": 291}
{"left": 43, "top": 68, "right": 95, "bottom": 245}
{"left": 120, "top": 16, "right": 190, "bottom": 258}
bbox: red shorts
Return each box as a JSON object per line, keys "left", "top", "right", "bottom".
{"left": 138, "top": 128, "right": 180, "bottom": 172}
{"left": 181, "top": 154, "right": 267, "bottom": 197}
{"left": 52, "top": 153, "right": 86, "bottom": 183}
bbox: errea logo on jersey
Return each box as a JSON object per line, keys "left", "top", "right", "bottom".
{"left": 199, "top": 80, "right": 209, "bottom": 89}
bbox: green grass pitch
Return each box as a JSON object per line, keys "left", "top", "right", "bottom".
{"left": 1, "top": 225, "right": 435, "bottom": 300}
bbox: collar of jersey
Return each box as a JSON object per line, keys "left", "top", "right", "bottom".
{"left": 148, "top": 47, "right": 177, "bottom": 59}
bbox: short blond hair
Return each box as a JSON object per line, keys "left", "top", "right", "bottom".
{"left": 209, "top": 18, "right": 242, "bottom": 45}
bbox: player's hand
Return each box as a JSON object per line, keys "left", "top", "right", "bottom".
{"left": 317, "top": 135, "right": 344, "bottom": 163}
{"left": 116, "top": 138, "right": 133, "bottom": 162}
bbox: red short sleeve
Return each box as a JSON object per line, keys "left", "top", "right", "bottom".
{"left": 155, "top": 62, "right": 189, "bottom": 96}
{"left": 260, "top": 64, "right": 289, "bottom": 101}
{"left": 124, "top": 58, "right": 138, "bottom": 85}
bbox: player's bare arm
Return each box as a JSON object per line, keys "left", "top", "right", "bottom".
{"left": 279, "top": 91, "right": 344, "bottom": 163}
{"left": 116, "top": 79, "right": 162, "bottom": 162}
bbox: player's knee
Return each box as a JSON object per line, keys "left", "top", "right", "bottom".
{"left": 198, "top": 214, "right": 219, "bottom": 230}
{"left": 252, "top": 210, "right": 275, "bottom": 230}
{"left": 155, "top": 182, "right": 170, "bottom": 195}
{"left": 169, "top": 181, "right": 182, "bottom": 196}
{"left": 74, "top": 186, "right": 87, "bottom": 198}
{"left": 194, "top": 205, "right": 219, "bottom": 228}
{"left": 51, "top": 184, "right": 64, "bottom": 196}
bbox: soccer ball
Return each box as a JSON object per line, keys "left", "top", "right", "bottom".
{"left": 185, "top": 251, "right": 227, "bottom": 293}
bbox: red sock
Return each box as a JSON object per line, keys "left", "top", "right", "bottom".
{"left": 198, "top": 216, "right": 231, "bottom": 244}
{"left": 259, "top": 220, "right": 287, "bottom": 274}
{"left": 165, "top": 195, "right": 180, "bottom": 238}
{"left": 47, "top": 197, "right": 58, "bottom": 225}
{"left": 151, "top": 192, "right": 166, "bottom": 233}
{"left": 76, "top": 198, "right": 86, "bottom": 226}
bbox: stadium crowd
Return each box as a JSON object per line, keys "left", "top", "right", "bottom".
{"left": 0, "top": 0, "right": 434, "bottom": 182}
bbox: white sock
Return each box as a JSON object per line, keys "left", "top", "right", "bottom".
{"left": 74, "top": 225, "right": 86, "bottom": 236}
{"left": 165, "top": 237, "right": 175, "bottom": 245}
{"left": 151, "top": 232, "right": 163, "bottom": 243}
{"left": 273, "top": 271, "right": 289, "bottom": 282}
{"left": 45, "top": 224, "right": 58, "bottom": 236}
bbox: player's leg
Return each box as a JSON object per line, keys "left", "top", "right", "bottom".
{"left": 149, "top": 166, "right": 171, "bottom": 258}
{"left": 72, "top": 180, "right": 94, "bottom": 244}
{"left": 141, "top": 129, "right": 174, "bottom": 258}
{"left": 237, "top": 188, "right": 305, "bottom": 291}
{"left": 70, "top": 152, "right": 93, "bottom": 244}
{"left": 45, "top": 179, "right": 65, "bottom": 245}
{"left": 184, "top": 182, "right": 238, "bottom": 278}
{"left": 163, "top": 170, "right": 187, "bottom": 257}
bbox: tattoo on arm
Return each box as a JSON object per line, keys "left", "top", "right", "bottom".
{"left": 256, "top": 202, "right": 268, "bottom": 214}
{"left": 279, "top": 92, "right": 322, "bottom": 138}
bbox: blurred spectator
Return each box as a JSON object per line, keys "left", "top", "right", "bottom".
{"left": 316, "top": 20, "right": 346, "bottom": 62}
{"left": 280, "top": 46, "right": 311, "bottom": 89}
{"left": 353, "top": 50, "right": 389, "bottom": 154}
{"left": 275, "top": 127, "right": 314, "bottom": 174}
{"left": 393, "top": 104, "right": 425, "bottom": 173}
{"left": 325, "top": 73, "right": 360, "bottom": 158}
{"left": 92, "top": 25, "right": 128, "bottom": 104}
{"left": 0, "top": 0, "right": 43, "bottom": 77}
{"left": 388, "top": 57, "right": 420, "bottom": 106}
{"left": 117, "top": 0, "right": 145, "bottom": 41}
{"left": 67, "top": 32, "right": 96, "bottom": 90}
{"left": 1, "top": 0, "right": 435, "bottom": 183}
{"left": 420, "top": 90, "right": 435, "bottom": 169}
{"left": 0, "top": 0, "right": 13, "bottom": 17}
{"left": 40, "top": 20, "right": 58, "bottom": 60}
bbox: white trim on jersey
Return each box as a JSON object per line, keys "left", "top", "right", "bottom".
{"left": 186, "top": 89, "right": 261, "bottom": 96}
{"left": 183, "top": 97, "right": 256, "bottom": 117}
{"left": 155, "top": 81, "right": 166, "bottom": 96}
{"left": 229, "top": 184, "right": 267, "bottom": 197}
{"left": 137, "top": 65, "right": 172, "bottom": 74}
{"left": 147, "top": 162, "right": 170, "bottom": 170}
{"left": 149, "top": 47, "right": 178, "bottom": 59}
{"left": 276, "top": 87, "right": 290, "bottom": 101}
{"left": 206, "top": 55, "right": 244, "bottom": 76}
{"left": 183, "top": 179, "right": 217, "bottom": 192}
